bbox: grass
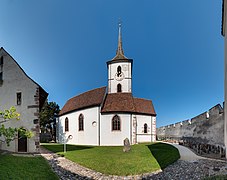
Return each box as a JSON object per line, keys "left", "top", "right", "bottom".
{"left": 42, "top": 142, "right": 180, "bottom": 176}
{"left": 0, "top": 154, "right": 58, "bottom": 180}
{"left": 147, "top": 143, "right": 180, "bottom": 169}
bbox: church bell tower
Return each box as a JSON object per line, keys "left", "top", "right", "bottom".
{"left": 107, "top": 22, "right": 133, "bottom": 94}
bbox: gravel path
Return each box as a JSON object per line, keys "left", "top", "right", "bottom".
{"left": 40, "top": 145, "right": 227, "bottom": 180}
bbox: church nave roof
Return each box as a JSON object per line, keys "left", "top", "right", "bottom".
{"left": 59, "top": 86, "right": 156, "bottom": 116}
{"left": 59, "top": 86, "right": 106, "bottom": 116}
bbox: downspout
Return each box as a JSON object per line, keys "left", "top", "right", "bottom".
{"left": 130, "top": 114, "right": 132, "bottom": 144}
{"left": 99, "top": 88, "right": 107, "bottom": 146}
{"left": 136, "top": 116, "right": 137, "bottom": 144}
{"left": 151, "top": 116, "right": 152, "bottom": 142}
{"left": 98, "top": 106, "right": 101, "bottom": 146}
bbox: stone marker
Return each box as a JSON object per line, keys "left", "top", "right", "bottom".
{"left": 123, "top": 138, "right": 131, "bottom": 152}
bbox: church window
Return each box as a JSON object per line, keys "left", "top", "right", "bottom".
{"left": 117, "top": 66, "right": 122, "bottom": 77}
{"left": 65, "top": 117, "right": 69, "bottom": 132}
{"left": 78, "top": 114, "right": 84, "bottom": 131}
{"left": 0, "top": 56, "right": 3, "bottom": 84}
{"left": 112, "top": 115, "right": 121, "bottom": 131}
{"left": 0, "top": 56, "right": 3, "bottom": 65}
{"left": 117, "top": 84, "right": 122, "bottom": 92}
{"left": 144, "top": 123, "right": 148, "bottom": 133}
{"left": 0, "top": 72, "right": 2, "bottom": 82}
{"left": 17, "top": 92, "right": 22, "bottom": 105}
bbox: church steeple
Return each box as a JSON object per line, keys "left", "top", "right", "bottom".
{"left": 107, "top": 21, "right": 133, "bottom": 94}
{"left": 112, "top": 22, "right": 128, "bottom": 60}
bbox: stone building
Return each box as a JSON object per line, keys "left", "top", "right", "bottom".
{"left": 0, "top": 47, "right": 48, "bottom": 153}
{"left": 222, "top": 0, "right": 227, "bottom": 158}
{"left": 57, "top": 24, "right": 156, "bottom": 146}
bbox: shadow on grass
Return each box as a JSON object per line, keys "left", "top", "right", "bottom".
{"left": 147, "top": 142, "right": 180, "bottom": 170}
{"left": 41, "top": 144, "right": 93, "bottom": 153}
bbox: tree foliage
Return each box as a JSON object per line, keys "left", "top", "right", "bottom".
{"left": 0, "top": 107, "right": 33, "bottom": 146}
{"left": 39, "top": 101, "right": 60, "bottom": 141}
{"left": 0, "top": 106, "right": 20, "bottom": 122}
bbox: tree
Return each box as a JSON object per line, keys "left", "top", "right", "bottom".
{"left": 0, "top": 106, "right": 33, "bottom": 146}
{"left": 39, "top": 101, "right": 60, "bottom": 142}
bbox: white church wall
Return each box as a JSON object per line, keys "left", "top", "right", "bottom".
{"left": 136, "top": 115, "right": 154, "bottom": 143}
{"left": 108, "top": 62, "right": 132, "bottom": 93}
{"left": 58, "top": 107, "right": 99, "bottom": 146}
{"left": 151, "top": 117, "right": 156, "bottom": 142}
{"left": 110, "top": 78, "right": 132, "bottom": 93}
{"left": 0, "top": 50, "right": 40, "bottom": 153}
{"left": 100, "top": 113, "right": 131, "bottom": 146}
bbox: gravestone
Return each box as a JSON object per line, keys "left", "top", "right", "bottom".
{"left": 123, "top": 138, "right": 131, "bottom": 152}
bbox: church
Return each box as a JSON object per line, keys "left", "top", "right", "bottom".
{"left": 57, "top": 24, "right": 156, "bottom": 146}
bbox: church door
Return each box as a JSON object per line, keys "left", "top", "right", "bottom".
{"left": 18, "top": 130, "right": 27, "bottom": 152}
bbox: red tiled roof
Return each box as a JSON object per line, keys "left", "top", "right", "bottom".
{"left": 101, "top": 93, "right": 135, "bottom": 113}
{"left": 59, "top": 87, "right": 156, "bottom": 116}
{"left": 59, "top": 87, "right": 106, "bottom": 116}
{"left": 133, "top": 98, "right": 156, "bottom": 116}
{"left": 101, "top": 93, "right": 156, "bottom": 116}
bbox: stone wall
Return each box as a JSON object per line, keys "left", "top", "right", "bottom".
{"left": 0, "top": 48, "right": 48, "bottom": 153}
{"left": 157, "top": 104, "right": 225, "bottom": 158}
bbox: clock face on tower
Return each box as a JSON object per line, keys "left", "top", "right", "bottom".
{"left": 115, "top": 65, "right": 124, "bottom": 81}
{"left": 115, "top": 72, "right": 124, "bottom": 81}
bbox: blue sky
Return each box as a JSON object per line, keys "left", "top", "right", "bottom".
{"left": 0, "top": 0, "right": 224, "bottom": 127}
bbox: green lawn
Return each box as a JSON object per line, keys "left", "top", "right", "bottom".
{"left": 147, "top": 143, "right": 180, "bottom": 169}
{"left": 42, "top": 142, "right": 180, "bottom": 176}
{"left": 0, "top": 154, "right": 58, "bottom": 180}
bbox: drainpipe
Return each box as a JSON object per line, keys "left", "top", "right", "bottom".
{"left": 98, "top": 107, "right": 101, "bottom": 146}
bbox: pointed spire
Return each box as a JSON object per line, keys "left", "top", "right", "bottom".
{"left": 113, "top": 20, "right": 127, "bottom": 60}
{"left": 117, "top": 21, "right": 124, "bottom": 55}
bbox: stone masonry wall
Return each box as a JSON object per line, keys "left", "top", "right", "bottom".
{"left": 157, "top": 104, "right": 225, "bottom": 158}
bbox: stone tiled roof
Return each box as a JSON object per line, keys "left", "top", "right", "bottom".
{"left": 101, "top": 93, "right": 135, "bottom": 113}
{"left": 59, "top": 87, "right": 106, "bottom": 116}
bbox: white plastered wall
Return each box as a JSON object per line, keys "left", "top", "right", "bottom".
{"left": 100, "top": 113, "right": 131, "bottom": 146}
{"left": 58, "top": 107, "right": 99, "bottom": 146}
{"left": 136, "top": 115, "right": 156, "bottom": 143}
{"left": 108, "top": 62, "right": 132, "bottom": 93}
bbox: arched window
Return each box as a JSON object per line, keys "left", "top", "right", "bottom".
{"left": 117, "top": 66, "right": 121, "bottom": 77}
{"left": 78, "top": 114, "right": 84, "bottom": 131}
{"left": 65, "top": 117, "right": 69, "bottom": 132}
{"left": 117, "top": 83, "right": 122, "bottom": 92}
{"left": 112, "top": 115, "right": 121, "bottom": 131}
{"left": 144, "top": 123, "right": 148, "bottom": 133}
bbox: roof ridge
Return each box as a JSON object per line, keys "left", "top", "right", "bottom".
{"left": 59, "top": 86, "right": 107, "bottom": 116}
{"left": 67, "top": 86, "right": 106, "bottom": 101}
{"left": 0, "top": 47, "right": 48, "bottom": 95}
{"left": 134, "top": 97, "right": 153, "bottom": 101}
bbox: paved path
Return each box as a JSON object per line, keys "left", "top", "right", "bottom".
{"left": 40, "top": 145, "right": 227, "bottom": 180}
{"left": 168, "top": 143, "right": 206, "bottom": 161}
